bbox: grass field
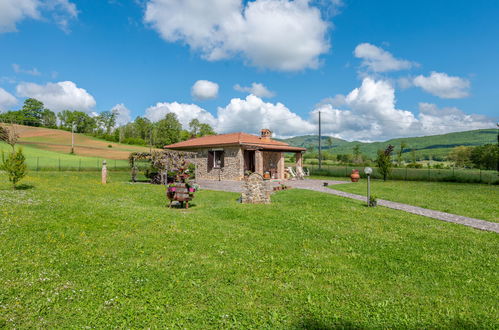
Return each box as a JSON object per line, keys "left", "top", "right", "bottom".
{"left": 303, "top": 164, "right": 499, "bottom": 184}
{"left": 328, "top": 179, "right": 499, "bottom": 223}
{"left": 0, "top": 142, "right": 130, "bottom": 170}
{"left": 0, "top": 172, "right": 497, "bottom": 328}
{"left": 3, "top": 124, "right": 154, "bottom": 160}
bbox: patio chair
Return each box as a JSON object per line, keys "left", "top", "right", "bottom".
{"left": 295, "top": 166, "right": 305, "bottom": 180}
{"left": 286, "top": 166, "right": 297, "bottom": 179}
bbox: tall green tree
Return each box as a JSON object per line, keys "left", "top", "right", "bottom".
{"left": 376, "top": 145, "right": 394, "bottom": 181}
{"left": 134, "top": 117, "right": 152, "bottom": 140}
{"left": 21, "top": 98, "right": 44, "bottom": 126}
{"left": 189, "top": 119, "right": 216, "bottom": 137}
{"left": 155, "top": 113, "right": 182, "bottom": 147}
{"left": 40, "top": 109, "right": 57, "bottom": 128}
{"left": 97, "top": 111, "right": 116, "bottom": 134}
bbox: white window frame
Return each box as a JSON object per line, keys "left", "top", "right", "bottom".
{"left": 212, "top": 149, "right": 223, "bottom": 169}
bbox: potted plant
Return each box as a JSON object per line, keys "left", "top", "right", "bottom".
{"left": 350, "top": 169, "right": 360, "bottom": 182}
{"left": 369, "top": 194, "right": 378, "bottom": 207}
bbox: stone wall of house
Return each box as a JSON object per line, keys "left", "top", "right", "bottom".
{"left": 189, "top": 147, "right": 244, "bottom": 181}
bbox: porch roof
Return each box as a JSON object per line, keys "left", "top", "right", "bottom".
{"left": 164, "top": 132, "right": 306, "bottom": 152}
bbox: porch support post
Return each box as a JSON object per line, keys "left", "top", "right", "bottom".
{"left": 295, "top": 152, "right": 303, "bottom": 168}
{"left": 255, "top": 150, "right": 264, "bottom": 175}
{"left": 277, "top": 152, "right": 285, "bottom": 179}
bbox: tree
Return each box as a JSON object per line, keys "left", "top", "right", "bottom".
{"left": 155, "top": 113, "right": 182, "bottom": 147}
{"left": 376, "top": 144, "right": 394, "bottom": 181}
{"left": 97, "top": 111, "right": 116, "bottom": 134}
{"left": 189, "top": 119, "right": 201, "bottom": 137}
{"left": 0, "top": 110, "right": 25, "bottom": 124}
{"left": 58, "top": 110, "right": 96, "bottom": 133}
{"left": 189, "top": 119, "right": 215, "bottom": 137}
{"left": 40, "top": 109, "right": 57, "bottom": 128}
{"left": 470, "top": 144, "right": 498, "bottom": 170}
{"left": 352, "top": 144, "right": 363, "bottom": 164}
{"left": 448, "top": 146, "right": 472, "bottom": 168}
{"left": 198, "top": 123, "right": 215, "bottom": 137}
{"left": 21, "top": 98, "right": 44, "bottom": 126}
{"left": 134, "top": 117, "right": 152, "bottom": 140}
{"left": 0, "top": 124, "right": 19, "bottom": 151}
{"left": 57, "top": 110, "right": 75, "bottom": 130}
{"left": 1, "top": 147, "right": 27, "bottom": 188}
{"left": 397, "top": 142, "right": 407, "bottom": 166}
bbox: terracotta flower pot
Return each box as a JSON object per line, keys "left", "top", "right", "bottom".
{"left": 350, "top": 169, "right": 360, "bottom": 182}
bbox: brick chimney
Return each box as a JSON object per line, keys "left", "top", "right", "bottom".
{"left": 260, "top": 128, "right": 272, "bottom": 140}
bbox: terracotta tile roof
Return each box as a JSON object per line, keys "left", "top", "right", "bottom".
{"left": 165, "top": 132, "right": 306, "bottom": 152}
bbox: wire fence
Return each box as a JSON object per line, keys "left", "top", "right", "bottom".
{"left": 17, "top": 156, "right": 132, "bottom": 171}
{"left": 302, "top": 164, "right": 499, "bottom": 184}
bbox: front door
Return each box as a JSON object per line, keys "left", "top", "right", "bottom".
{"left": 244, "top": 150, "right": 256, "bottom": 173}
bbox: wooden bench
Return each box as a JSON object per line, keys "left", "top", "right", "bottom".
{"left": 167, "top": 183, "right": 193, "bottom": 208}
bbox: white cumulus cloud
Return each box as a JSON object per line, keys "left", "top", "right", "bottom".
{"left": 145, "top": 102, "right": 217, "bottom": 128}
{"left": 311, "top": 77, "right": 492, "bottom": 141}
{"left": 0, "top": 0, "right": 77, "bottom": 33}
{"left": 234, "top": 82, "right": 275, "bottom": 98}
{"left": 111, "top": 103, "right": 132, "bottom": 126}
{"left": 16, "top": 81, "right": 96, "bottom": 112}
{"left": 354, "top": 43, "right": 415, "bottom": 73}
{"left": 144, "top": 0, "right": 330, "bottom": 71}
{"left": 216, "top": 94, "right": 315, "bottom": 138}
{"left": 0, "top": 88, "right": 18, "bottom": 112}
{"left": 417, "top": 102, "right": 493, "bottom": 134}
{"left": 191, "top": 80, "right": 219, "bottom": 100}
{"left": 413, "top": 71, "right": 470, "bottom": 99}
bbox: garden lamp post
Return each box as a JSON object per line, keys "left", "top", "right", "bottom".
{"left": 364, "top": 167, "right": 373, "bottom": 207}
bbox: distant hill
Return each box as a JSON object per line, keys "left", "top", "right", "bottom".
{"left": 279, "top": 129, "right": 497, "bottom": 160}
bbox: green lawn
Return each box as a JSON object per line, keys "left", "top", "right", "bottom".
{"left": 0, "top": 142, "right": 130, "bottom": 170}
{"left": 0, "top": 172, "right": 498, "bottom": 328}
{"left": 329, "top": 179, "right": 499, "bottom": 223}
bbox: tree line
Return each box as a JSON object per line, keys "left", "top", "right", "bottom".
{"left": 0, "top": 98, "right": 216, "bottom": 148}
{"left": 303, "top": 140, "right": 498, "bottom": 171}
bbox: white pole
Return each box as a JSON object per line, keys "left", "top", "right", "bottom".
{"left": 367, "top": 174, "right": 371, "bottom": 207}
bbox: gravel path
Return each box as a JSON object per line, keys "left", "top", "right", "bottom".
{"left": 197, "top": 179, "right": 499, "bottom": 233}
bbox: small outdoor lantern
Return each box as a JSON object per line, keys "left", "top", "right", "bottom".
{"left": 364, "top": 167, "right": 373, "bottom": 206}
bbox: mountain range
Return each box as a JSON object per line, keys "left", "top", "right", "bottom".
{"left": 279, "top": 129, "right": 497, "bottom": 160}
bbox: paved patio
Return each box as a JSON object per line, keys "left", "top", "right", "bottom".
{"left": 196, "top": 179, "right": 499, "bottom": 233}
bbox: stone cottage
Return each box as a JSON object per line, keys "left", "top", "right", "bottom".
{"left": 164, "top": 129, "right": 306, "bottom": 181}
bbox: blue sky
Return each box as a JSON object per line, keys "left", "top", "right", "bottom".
{"left": 0, "top": 0, "right": 498, "bottom": 140}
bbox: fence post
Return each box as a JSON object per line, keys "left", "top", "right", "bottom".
{"left": 36, "top": 157, "right": 39, "bottom": 172}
